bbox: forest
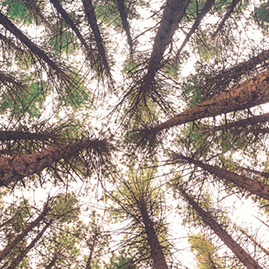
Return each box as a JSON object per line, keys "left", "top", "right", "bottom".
{"left": 0, "top": 0, "right": 268, "bottom": 268}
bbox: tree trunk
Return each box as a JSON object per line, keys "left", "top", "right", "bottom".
{"left": 49, "top": 0, "right": 94, "bottom": 61}
{"left": 0, "top": 12, "right": 62, "bottom": 75}
{"left": 7, "top": 221, "right": 52, "bottom": 269}
{"left": 152, "top": 70, "right": 269, "bottom": 133}
{"left": 212, "top": 0, "right": 241, "bottom": 38}
{"left": 115, "top": 0, "right": 134, "bottom": 57}
{"left": 85, "top": 233, "right": 97, "bottom": 269}
{"left": 46, "top": 252, "right": 59, "bottom": 269}
{"left": 139, "top": 198, "right": 168, "bottom": 269}
{"left": 205, "top": 112, "right": 269, "bottom": 132}
{"left": 0, "top": 138, "right": 107, "bottom": 187}
{"left": 0, "top": 204, "right": 50, "bottom": 261}
{"left": 81, "top": 0, "right": 111, "bottom": 78}
{"left": 176, "top": 0, "right": 215, "bottom": 58}
{"left": 176, "top": 185, "right": 263, "bottom": 269}
{"left": 173, "top": 154, "right": 269, "bottom": 200}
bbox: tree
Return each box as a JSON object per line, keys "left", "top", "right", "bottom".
{"left": 0, "top": 0, "right": 269, "bottom": 268}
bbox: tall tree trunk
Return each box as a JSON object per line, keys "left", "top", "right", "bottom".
{"left": 81, "top": 0, "right": 111, "bottom": 78}
{"left": 46, "top": 251, "right": 59, "bottom": 269}
{"left": 0, "top": 204, "right": 50, "bottom": 261}
{"left": 151, "top": 70, "right": 269, "bottom": 133}
{"left": 49, "top": 0, "right": 94, "bottom": 61}
{"left": 0, "top": 12, "right": 63, "bottom": 76}
{"left": 173, "top": 154, "right": 269, "bottom": 200}
{"left": 176, "top": 0, "right": 215, "bottom": 58}
{"left": 139, "top": 198, "right": 168, "bottom": 269}
{"left": 115, "top": 0, "right": 134, "bottom": 57}
{"left": 234, "top": 224, "right": 269, "bottom": 256}
{"left": 0, "top": 138, "right": 107, "bottom": 187}
{"left": 176, "top": 185, "right": 263, "bottom": 269}
{"left": 212, "top": 0, "right": 241, "bottom": 38}
{"left": 85, "top": 233, "right": 97, "bottom": 269}
{"left": 7, "top": 221, "right": 52, "bottom": 269}
{"left": 205, "top": 112, "right": 269, "bottom": 132}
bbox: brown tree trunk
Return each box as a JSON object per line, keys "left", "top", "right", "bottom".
{"left": 85, "top": 233, "right": 97, "bottom": 269}
{"left": 173, "top": 154, "right": 269, "bottom": 200}
{"left": 152, "top": 70, "right": 269, "bottom": 133}
{"left": 212, "top": 0, "right": 241, "bottom": 38}
{"left": 0, "top": 138, "right": 107, "bottom": 187}
{"left": 116, "top": 0, "right": 134, "bottom": 57}
{"left": 176, "top": 185, "right": 263, "bottom": 269}
{"left": 7, "top": 221, "right": 52, "bottom": 269}
{"left": 81, "top": 0, "right": 111, "bottom": 78}
{"left": 139, "top": 198, "right": 168, "bottom": 269}
{"left": 49, "top": 0, "right": 94, "bottom": 60}
{"left": 0, "top": 204, "right": 50, "bottom": 261}
{"left": 46, "top": 252, "right": 59, "bottom": 269}
{"left": 0, "top": 12, "right": 62, "bottom": 75}
{"left": 176, "top": 0, "right": 215, "bottom": 58}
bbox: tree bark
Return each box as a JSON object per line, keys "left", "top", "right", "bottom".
{"left": 176, "top": 185, "right": 263, "bottom": 269}
{"left": 0, "top": 204, "right": 50, "bottom": 261}
{"left": 173, "top": 154, "right": 269, "bottom": 200}
{"left": 0, "top": 139, "right": 107, "bottom": 187}
{"left": 151, "top": 70, "right": 269, "bottom": 133}
{"left": 139, "top": 198, "right": 168, "bottom": 269}
{"left": 81, "top": 0, "right": 111, "bottom": 78}
{"left": 176, "top": 0, "right": 215, "bottom": 58}
{"left": 7, "top": 221, "right": 52, "bottom": 269}
{"left": 49, "top": 0, "right": 94, "bottom": 61}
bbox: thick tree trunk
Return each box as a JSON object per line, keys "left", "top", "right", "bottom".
{"left": 81, "top": 0, "right": 111, "bottom": 78}
{"left": 7, "top": 221, "right": 52, "bottom": 269}
{"left": 139, "top": 198, "right": 168, "bottom": 269}
{"left": 174, "top": 154, "right": 269, "bottom": 200}
{"left": 0, "top": 139, "right": 107, "bottom": 187}
{"left": 0, "top": 204, "right": 50, "bottom": 261}
{"left": 212, "top": 0, "right": 241, "bottom": 38}
{"left": 115, "top": 0, "right": 134, "bottom": 57}
{"left": 177, "top": 185, "right": 263, "bottom": 269}
{"left": 49, "top": 0, "right": 94, "bottom": 60}
{"left": 152, "top": 70, "right": 269, "bottom": 133}
{"left": 176, "top": 0, "right": 215, "bottom": 58}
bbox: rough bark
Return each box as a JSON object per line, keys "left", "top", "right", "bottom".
{"left": 0, "top": 139, "right": 107, "bottom": 187}
{"left": 176, "top": 0, "right": 215, "bottom": 58}
{"left": 115, "top": 0, "right": 134, "bottom": 57}
{"left": 49, "top": 0, "right": 94, "bottom": 60}
{"left": 151, "top": 70, "right": 269, "bottom": 133}
{"left": 212, "top": 0, "right": 241, "bottom": 38}
{"left": 0, "top": 204, "right": 50, "bottom": 261}
{"left": 7, "top": 221, "right": 52, "bottom": 269}
{"left": 174, "top": 154, "right": 269, "bottom": 200}
{"left": 177, "top": 186, "right": 263, "bottom": 269}
{"left": 139, "top": 198, "right": 168, "bottom": 269}
{"left": 81, "top": 0, "right": 111, "bottom": 77}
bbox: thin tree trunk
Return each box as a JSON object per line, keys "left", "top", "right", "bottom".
{"left": 176, "top": 0, "right": 215, "bottom": 58}
{"left": 205, "top": 112, "right": 269, "bottom": 132}
{"left": 115, "top": 0, "right": 134, "bottom": 57}
{"left": 0, "top": 138, "right": 107, "bottom": 187}
{"left": 46, "top": 252, "right": 59, "bottom": 269}
{"left": 173, "top": 154, "right": 269, "bottom": 200}
{"left": 151, "top": 70, "right": 269, "bottom": 133}
{"left": 234, "top": 224, "right": 269, "bottom": 256}
{"left": 49, "top": 0, "right": 94, "bottom": 61}
{"left": 139, "top": 198, "right": 168, "bottom": 269}
{"left": 7, "top": 221, "right": 52, "bottom": 269}
{"left": 176, "top": 185, "right": 263, "bottom": 269}
{"left": 85, "top": 233, "right": 97, "bottom": 269}
{"left": 0, "top": 204, "right": 50, "bottom": 261}
{"left": 212, "top": 0, "right": 241, "bottom": 38}
{"left": 81, "top": 0, "right": 111, "bottom": 78}
{"left": 0, "top": 12, "right": 62, "bottom": 75}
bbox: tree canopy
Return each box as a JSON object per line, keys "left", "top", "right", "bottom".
{"left": 0, "top": 0, "right": 269, "bottom": 268}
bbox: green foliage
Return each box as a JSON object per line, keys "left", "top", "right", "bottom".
{"left": 253, "top": 2, "right": 269, "bottom": 30}
{"left": 189, "top": 233, "right": 224, "bottom": 269}
{"left": 107, "top": 250, "right": 137, "bottom": 268}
